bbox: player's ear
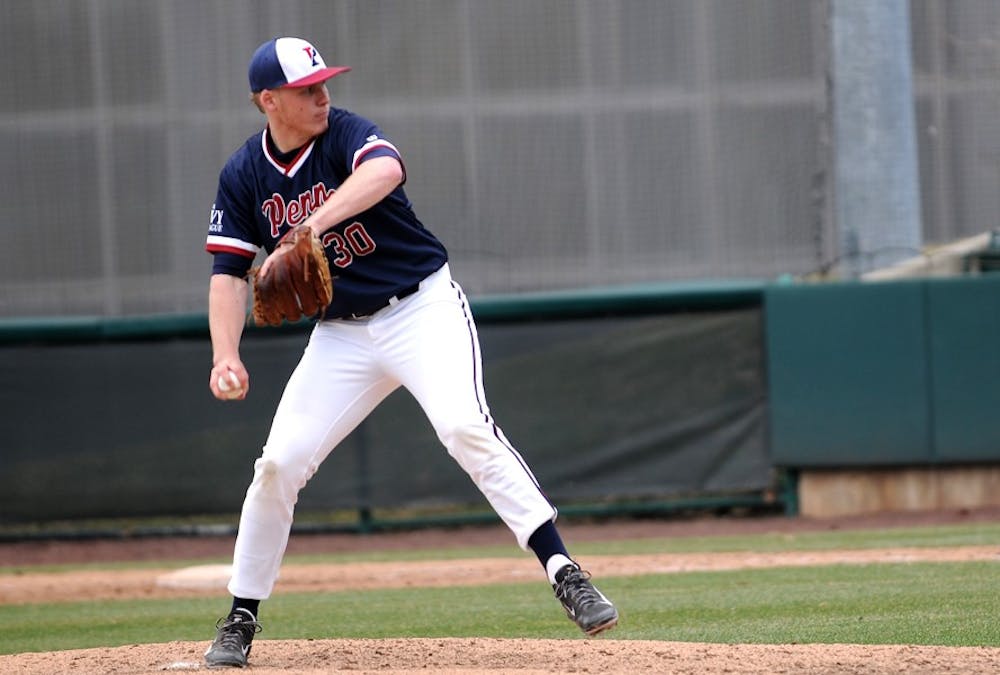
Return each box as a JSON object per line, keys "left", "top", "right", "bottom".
{"left": 256, "top": 90, "right": 279, "bottom": 113}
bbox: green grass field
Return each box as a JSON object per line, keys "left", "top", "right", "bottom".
{"left": 1, "top": 521, "right": 998, "bottom": 655}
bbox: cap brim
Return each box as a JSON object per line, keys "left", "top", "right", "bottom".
{"left": 284, "top": 66, "right": 352, "bottom": 88}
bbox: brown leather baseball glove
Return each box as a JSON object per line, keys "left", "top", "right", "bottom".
{"left": 251, "top": 226, "right": 333, "bottom": 327}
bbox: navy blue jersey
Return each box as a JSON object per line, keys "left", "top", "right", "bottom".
{"left": 206, "top": 107, "right": 448, "bottom": 318}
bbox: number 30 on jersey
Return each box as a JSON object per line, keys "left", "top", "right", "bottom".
{"left": 322, "top": 222, "right": 376, "bottom": 268}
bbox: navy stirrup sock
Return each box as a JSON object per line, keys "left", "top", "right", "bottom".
{"left": 231, "top": 597, "right": 260, "bottom": 619}
{"left": 528, "top": 521, "right": 569, "bottom": 567}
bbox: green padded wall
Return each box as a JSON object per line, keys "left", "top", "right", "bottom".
{"left": 767, "top": 275, "right": 1000, "bottom": 467}
{"left": 926, "top": 275, "right": 1000, "bottom": 462}
{"left": 766, "top": 281, "right": 932, "bottom": 466}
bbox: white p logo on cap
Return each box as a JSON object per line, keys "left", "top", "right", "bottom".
{"left": 248, "top": 37, "right": 351, "bottom": 92}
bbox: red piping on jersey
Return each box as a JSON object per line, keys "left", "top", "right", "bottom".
{"left": 206, "top": 243, "right": 256, "bottom": 258}
{"left": 277, "top": 143, "right": 312, "bottom": 176}
{"left": 262, "top": 127, "right": 315, "bottom": 177}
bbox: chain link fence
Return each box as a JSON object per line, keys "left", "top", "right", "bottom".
{"left": 1, "top": 0, "right": 997, "bottom": 317}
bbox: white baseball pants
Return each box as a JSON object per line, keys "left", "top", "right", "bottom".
{"left": 228, "top": 264, "right": 557, "bottom": 600}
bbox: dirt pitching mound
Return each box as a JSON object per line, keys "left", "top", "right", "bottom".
{"left": 3, "top": 637, "right": 1000, "bottom": 674}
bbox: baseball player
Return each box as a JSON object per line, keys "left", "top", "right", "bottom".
{"left": 203, "top": 36, "right": 618, "bottom": 668}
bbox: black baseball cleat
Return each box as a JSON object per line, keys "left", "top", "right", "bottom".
{"left": 204, "top": 608, "right": 261, "bottom": 668}
{"left": 553, "top": 564, "right": 619, "bottom": 636}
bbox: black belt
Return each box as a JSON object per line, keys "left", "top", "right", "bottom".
{"left": 345, "top": 283, "right": 421, "bottom": 320}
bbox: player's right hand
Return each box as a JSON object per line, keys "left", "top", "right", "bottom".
{"left": 210, "top": 362, "right": 249, "bottom": 401}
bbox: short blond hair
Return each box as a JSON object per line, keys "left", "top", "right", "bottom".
{"left": 250, "top": 91, "right": 265, "bottom": 114}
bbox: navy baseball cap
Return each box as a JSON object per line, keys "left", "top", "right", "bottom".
{"left": 248, "top": 37, "right": 351, "bottom": 93}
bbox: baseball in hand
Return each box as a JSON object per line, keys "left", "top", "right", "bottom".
{"left": 217, "top": 371, "right": 245, "bottom": 399}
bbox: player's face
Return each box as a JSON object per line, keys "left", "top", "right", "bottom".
{"left": 269, "top": 82, "right": 331, "bottom": 140}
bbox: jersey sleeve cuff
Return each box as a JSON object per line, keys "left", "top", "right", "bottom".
{"left": 211, "top": 251, "right": 254, "bottom": 278}
{"left": 352, "top": 140, "right": 406, "bottom": 183}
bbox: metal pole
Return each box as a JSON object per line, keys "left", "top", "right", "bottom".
{"left": 830, "top": 0, "right": 923, "bottom": 278}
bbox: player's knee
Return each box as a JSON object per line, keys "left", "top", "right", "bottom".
{"left": 250, "top": 457, "right": 302, "bottom": 499}
{"left": 258, "top": 457, "right": 280, "bottom": 482}
{"left": 437, "top": 421, "right": 494, "bottom": 457}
